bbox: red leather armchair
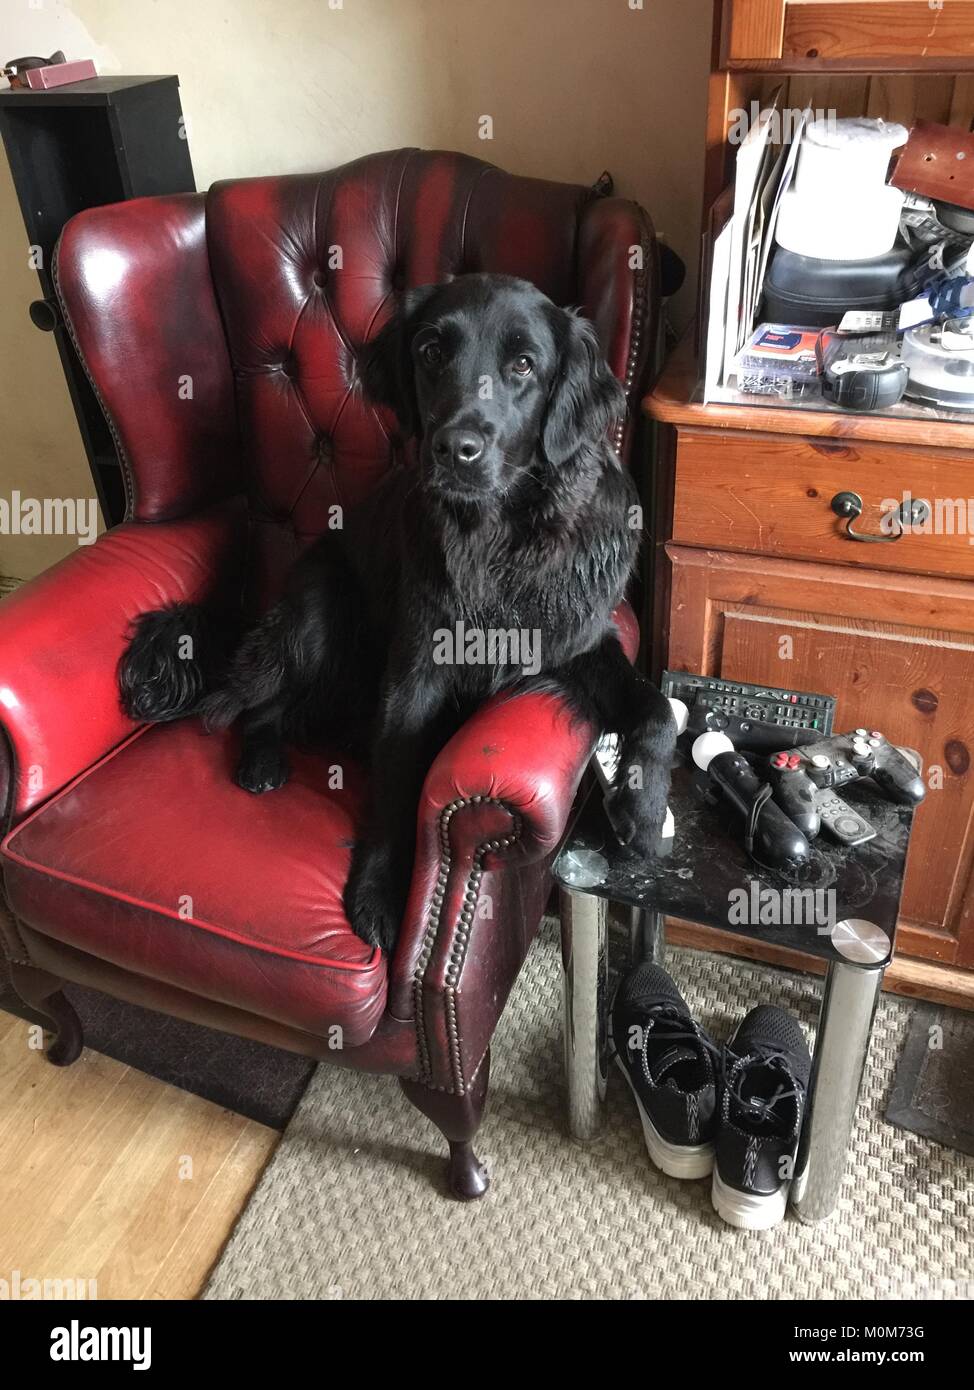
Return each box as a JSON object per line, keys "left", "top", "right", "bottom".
{"left": 0, "top": 149, "right": 657, "bottom": 1198}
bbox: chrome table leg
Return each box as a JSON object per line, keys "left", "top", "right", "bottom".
{"left": 560, "top": 888, "right": 608, "bottom": 1141}
{"left": 790, "top": 959, "right": 884, "bottom": 1223}
{"left": 629, "top": 906, "right": 665, "bottom": 966}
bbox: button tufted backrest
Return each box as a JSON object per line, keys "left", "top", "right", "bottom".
{"left": 56, "top": 148, "right": 657, "bottom": 610}
{"left": 206, "top": 148, "right": 655, "bottom": 607}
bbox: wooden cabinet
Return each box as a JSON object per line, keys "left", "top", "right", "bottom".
{"left": 702, "top": 2, "right": 974, "bottom": 231}
{"left": 645, "top": 355, "right": 974, "bottom": 1005}
{"left": 723, "top": 0, "right": 974, "bottom": 68}
{"left": 645, "top": 3, "right": 974, "bottom": 1005}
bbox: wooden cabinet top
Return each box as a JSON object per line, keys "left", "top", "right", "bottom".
{"left": 644, "top": 336, "right": 974, "bottom": 448}
{"left": 722, "top": 0, "right": 974, "bottom": 72}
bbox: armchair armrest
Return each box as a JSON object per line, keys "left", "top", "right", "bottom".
{"left": 390, "top": 603, "right": 639, "bottom": 1092}
{"left": 0, "top": 498, "right": 245, "bottom": 821}
{"left": 389, "top": 687, "right": 595, "bottom": 1091}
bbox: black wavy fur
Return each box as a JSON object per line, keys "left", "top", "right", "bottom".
{"left": 118, "top": 602, "right": 233, "bottom": 724}
{"left": 118, "top": 274, "right": 676, "bottom": 951}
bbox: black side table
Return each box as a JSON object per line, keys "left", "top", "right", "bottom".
{"left": 553, "top": 760, "right": 917, "bottom": 1223}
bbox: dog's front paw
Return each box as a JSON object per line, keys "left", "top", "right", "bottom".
{"left": 606, "top": 783, "right": 666, "bottom": 858}
{"left": 235, "top": 744, "right": 289, "bottom": 794}
{"left": 344, "top": 853, "right": 403, "bottom": 954}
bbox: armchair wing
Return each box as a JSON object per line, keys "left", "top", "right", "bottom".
{"left": 0, "top": 188, "right": 248, "bottom": 818}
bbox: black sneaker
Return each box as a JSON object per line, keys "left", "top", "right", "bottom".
{"left": 712, "top": 1005, "right": 812, "bottom": 1230}
{"left": 610, "top": 963, "right": 719, "bottom": 1179}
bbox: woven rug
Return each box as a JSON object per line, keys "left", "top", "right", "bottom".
{"left": 204, "top": 924, "right": 974, "bottom": 1300}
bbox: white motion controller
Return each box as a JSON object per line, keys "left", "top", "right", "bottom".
{"left": 667, "top": 696, "right": 689, "bottom": 735}
{"left": 691, "top": 730, "right": 735, "bottom": 772}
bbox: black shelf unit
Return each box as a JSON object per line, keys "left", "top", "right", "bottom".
{"left": 0, "top": 76, "right": 196, "bottom": 524}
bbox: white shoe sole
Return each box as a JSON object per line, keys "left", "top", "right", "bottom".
{"left": 711, "top": 1169, "right": 789, "bottom": 1230}
{"left": 613, "top": 1052, "right": 715, "bottom": 1180}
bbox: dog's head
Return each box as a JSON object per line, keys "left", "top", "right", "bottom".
{"left": 362, "top": 273, "right": 625, "bottom": 505}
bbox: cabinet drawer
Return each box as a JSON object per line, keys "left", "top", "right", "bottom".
{"left": 724, "top": 0, "right": 974, "bottom": 66}
{"left": 672, "top": 429, "right": 974, "bottom": 580}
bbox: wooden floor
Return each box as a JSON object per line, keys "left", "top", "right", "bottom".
{"left": 0, "top": 1013, "right": 279, "bottom": 1299}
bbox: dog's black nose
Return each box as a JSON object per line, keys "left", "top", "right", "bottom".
{"left": 432, "top": 427, "right": 485, "bottom": 467}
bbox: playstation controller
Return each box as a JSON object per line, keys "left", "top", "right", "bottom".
{"left": 695, "top": 740, "right": 811, "bottom": 870}
{"left": 765, "top": 729, "right": 925, "bottom": 846}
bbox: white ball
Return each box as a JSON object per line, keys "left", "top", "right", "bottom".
{"left": 692, "top": 730, "right": 735, "bottom": 771}
{"left": 667, "top": 697, "right": 689, "bottom": 735}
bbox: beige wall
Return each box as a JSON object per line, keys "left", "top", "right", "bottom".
{"left": 0, "top": 0, "right": 711, "bottom": 579}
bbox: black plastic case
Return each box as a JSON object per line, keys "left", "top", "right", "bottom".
{"left": 761, "top": 246, "right": 914, "bottom": 328}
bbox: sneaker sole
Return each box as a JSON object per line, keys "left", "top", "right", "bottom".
{"left": 612, "top": 1052, "right": 715, "bottom": 1180}
{"left": 711, "top": 1169, "right": 789, "bottom": 1230}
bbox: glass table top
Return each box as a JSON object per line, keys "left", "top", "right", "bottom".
{"left": 552, "top": 760, "right": 917, "bottom": 970}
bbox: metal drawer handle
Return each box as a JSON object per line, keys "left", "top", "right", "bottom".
{"left": 830, "top": 491, "right": 930, "bottom": 544}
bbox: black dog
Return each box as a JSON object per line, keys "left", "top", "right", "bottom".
{"left": 119, "top": 274, "right": 676, "bottom": 952}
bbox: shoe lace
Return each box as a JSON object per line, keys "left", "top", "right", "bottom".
{"left": 649, "top": 1018, "right": 721, "bottom": 1063}
{"left": 723, "top": 1044, "right": 802, "bottom": 1122}
{"left": 613, "top": 1006, "right": 721, "bottom": 1076}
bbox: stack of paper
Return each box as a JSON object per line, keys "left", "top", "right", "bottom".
{"left": 705, "top": 93, "right": 810, "bottom": 402}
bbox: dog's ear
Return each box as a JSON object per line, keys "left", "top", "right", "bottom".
{"left": 542, "top": 308, "right": 627, "bottom": 466}
{"left": 361, "top": 284, "right": 438, "bottom": 438}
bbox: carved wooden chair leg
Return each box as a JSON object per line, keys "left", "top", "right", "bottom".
{"left": 400, "top": 1048, "right": 491, "bottom": 1200}
{"left": 9, "top": 962, "right": 84, "bottom": 1066}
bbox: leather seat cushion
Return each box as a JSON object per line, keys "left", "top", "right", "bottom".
{"left": 2, "top": 721, "right": 387, "bottom": 1044}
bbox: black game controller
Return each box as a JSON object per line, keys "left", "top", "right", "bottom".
{"left": 766, "top": 729, "right": 925, "bottom": 846}
{"left": 706, "top": 750, "right": 811, "bottom": 869}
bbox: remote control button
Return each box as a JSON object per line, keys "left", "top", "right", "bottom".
{"left": 787, "top": 753, "right": 801, "bottom": 769}
{"left": 835, "top": 816, "right": 865, "bottom": 837}
{"left": 772, "top": 752, "right": 788, "bottom": 768}
{"left": 811, "top": 755, "right": 831, "bottom": 769}
{"left": 870, "top": 730, "right": 883, "bottom": 740}
{"left": 855, "top": 727, "right": 868, "bottom": 736}
{"left": 867, "top": 736, "right": 881, "bottom": 747}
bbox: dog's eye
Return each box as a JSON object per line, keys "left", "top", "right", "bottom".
{"left": 420, "top": 341, "right": 442, "bottom": 367}
{"left": 512, "top": 355, "right": 533, "bottom": 376}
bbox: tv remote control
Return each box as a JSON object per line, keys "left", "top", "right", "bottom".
{"left": 661, "top": 671, "right": 835, "bottom": 737}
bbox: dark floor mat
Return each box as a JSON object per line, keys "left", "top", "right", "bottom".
{"left": 0, "top": 980, "right": 314, "bottom": 1130}
{"left": 886, "top": 1001, "right": 974, "bottom": 1157}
